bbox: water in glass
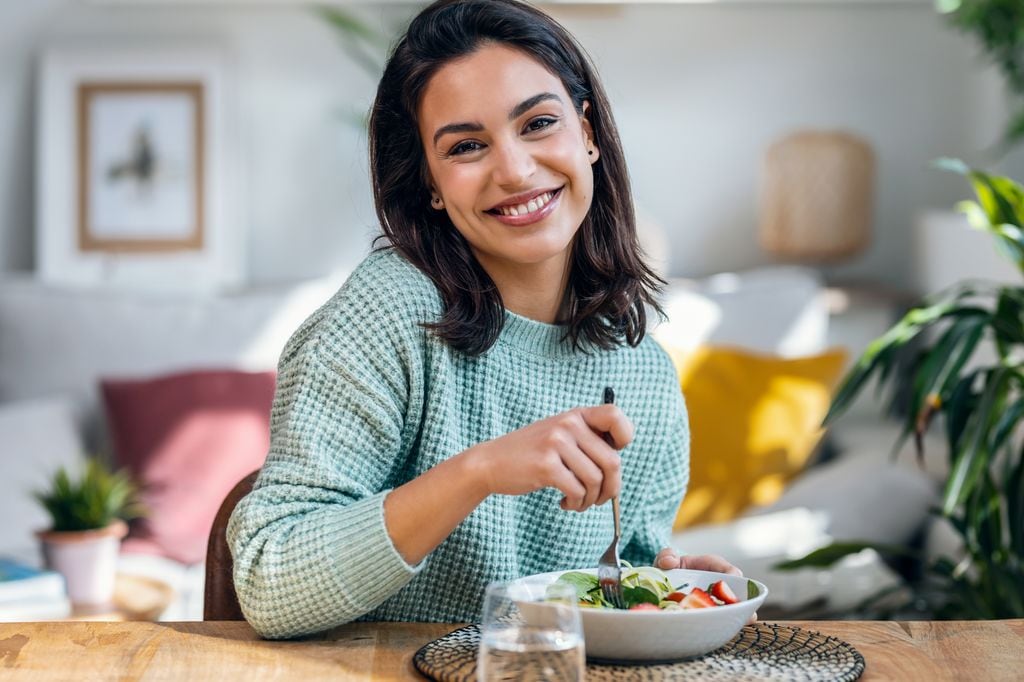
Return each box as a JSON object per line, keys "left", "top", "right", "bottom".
{"left": 478, "top": 625, "right": 585, "bottom": 681}
{"left": 477, "top": 578, "right": 585, "bottom": 682}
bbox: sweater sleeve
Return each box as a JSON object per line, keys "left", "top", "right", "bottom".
{"left": 227, "top": 257, "right": 429, "bottom": 639}
{"left": 621, "top": 376, "right": 689, "bottom": 567}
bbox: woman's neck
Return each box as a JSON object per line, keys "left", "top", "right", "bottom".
{"left": 477, "top": 252, "right": 570, "bottom": 324}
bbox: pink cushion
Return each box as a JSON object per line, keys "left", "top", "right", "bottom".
{"left": 101, "top": 369, "right": 275, "bottom": 565}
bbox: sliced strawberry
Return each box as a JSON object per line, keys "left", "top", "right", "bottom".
{"left": 679, "top": 587, "right": 715, "bottom": 609}
{"left": 709, "top": 580, "right": 739, "bottom": 605}
{"left": 664, "top": 591, "right": 686, "bottom": 603}
{"left": 629, "top": 603, "right": 660, "bottom": 611}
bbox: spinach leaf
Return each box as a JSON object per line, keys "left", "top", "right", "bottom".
{"left": 623, "top": 585, "right": 660, "bottom": 608}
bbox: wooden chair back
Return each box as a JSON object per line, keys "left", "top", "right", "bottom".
{"left": 203, "top": 470, "right": 259, "bottom": 621}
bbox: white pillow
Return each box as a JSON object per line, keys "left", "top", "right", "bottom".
{"left": 0, "top": 397, "right": 85, "bottom": 562}
{"left": 654, "top": 265, "right": 828, "bottom": 357}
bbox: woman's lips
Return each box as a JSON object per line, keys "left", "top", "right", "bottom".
{"left": 487, "top": 188, "right": 563, "bottom": 226}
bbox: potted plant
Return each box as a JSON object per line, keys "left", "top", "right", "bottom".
{"left": 778, "top": 159, "right": 1024, "bottom": 619}
{"left": 35, "top": 459, "right": 144, "bottom": 606}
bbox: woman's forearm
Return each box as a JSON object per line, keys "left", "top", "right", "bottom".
{"left": 383, "top": 445, "right": 492, "bottom": 565}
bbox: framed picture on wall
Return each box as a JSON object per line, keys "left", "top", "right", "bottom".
{"left": 77, "top": 81, "right": 205, "bottom": 254}
{"left": 37, "top": 47, "right": 242, "bottom": 292}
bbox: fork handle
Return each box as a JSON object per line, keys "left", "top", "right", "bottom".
{"left": 611, "top": 495, "right": 621, "bottom": 540}
{"left": 603, "top": 386, "right": 622, "bottom": 540}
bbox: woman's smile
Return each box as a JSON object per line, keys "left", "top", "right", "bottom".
{"left": 486, "top": 186, "right": 563, "bottom": 225}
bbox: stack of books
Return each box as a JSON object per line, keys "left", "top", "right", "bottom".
{"left": 0, "top": 557, "right": 70, "bottom": 621}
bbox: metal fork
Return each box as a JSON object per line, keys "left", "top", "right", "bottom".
{"left": 597, "top": 386, "right": 626, "bottom": 609}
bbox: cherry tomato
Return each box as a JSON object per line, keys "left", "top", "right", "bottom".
{"left": 664, "top": 591, "right": 686, "bottom": 603}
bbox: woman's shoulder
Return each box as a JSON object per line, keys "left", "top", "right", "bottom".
{"left": 280, "top": 247, "right": 442, "bottom": 364}
{"left": 322, "top": 247, "right": 442, "bottom": 320}
{"left": 344, "top": 247, "right": 440, "bottom": 305}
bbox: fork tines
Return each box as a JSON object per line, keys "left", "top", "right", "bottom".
{"left": 598, "top": 564, "right": 625, "bottom": 609}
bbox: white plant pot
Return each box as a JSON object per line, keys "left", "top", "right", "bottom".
{"left": 38, "top": 520, "right": 127, "bottom": 606}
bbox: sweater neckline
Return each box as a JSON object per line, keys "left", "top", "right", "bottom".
{"left": 499, "top": 310, "right": 578, "bottom": 358}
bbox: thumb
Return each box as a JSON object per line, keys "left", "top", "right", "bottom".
{"left": 655, "top": 547, "right": 679, "bottom": 569}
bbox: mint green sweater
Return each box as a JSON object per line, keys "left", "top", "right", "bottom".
{"left": 227, "top": 248, "right": 689, "bottom": 639}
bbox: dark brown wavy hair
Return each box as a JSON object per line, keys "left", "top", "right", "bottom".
{"left": 368, "top": 0, "right": 664, "bottom": 356}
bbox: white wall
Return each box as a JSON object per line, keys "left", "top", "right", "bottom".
{"left": 1, "top": 1, "right": 1021, "bottom": 289}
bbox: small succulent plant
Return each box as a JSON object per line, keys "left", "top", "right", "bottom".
{"left": 35, "top": 459, "right": 145, "bottom": 533}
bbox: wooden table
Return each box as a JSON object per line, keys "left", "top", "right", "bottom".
{"left": 0, "top": 620, "right": 1019, "bottom": 680}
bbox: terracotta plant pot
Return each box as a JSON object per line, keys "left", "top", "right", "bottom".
{"left": 37, "top": 519, "right": 128, "bottom": 606}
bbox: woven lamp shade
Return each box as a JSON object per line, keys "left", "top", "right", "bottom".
{"left": 759, "top": 130, "right": 875, "bottom": 262}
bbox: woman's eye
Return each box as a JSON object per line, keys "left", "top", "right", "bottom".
{"left": 449, "top": 140, "right": 484, "bottom": 156}
{"left": 525, "top": 116, "right": 558, "bottom": 133}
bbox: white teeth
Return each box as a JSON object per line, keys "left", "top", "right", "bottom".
{"left": 496, "top": 191, "right": 555, "bottom": 217}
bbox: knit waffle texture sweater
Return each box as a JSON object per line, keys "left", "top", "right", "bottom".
{"left": 227, "top": 248, "right": 689, "bottom": 639}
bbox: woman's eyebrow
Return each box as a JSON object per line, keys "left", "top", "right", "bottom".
{"left": 509, "top": 92, "right": 561, "bottom": 120}
{"left": 432, "top": 92, "right": 563, "bottom": 147}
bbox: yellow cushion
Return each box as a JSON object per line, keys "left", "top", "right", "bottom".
{"left": 664, "top": 345, "right": 848, "bottom": 530}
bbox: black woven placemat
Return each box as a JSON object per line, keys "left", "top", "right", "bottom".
{"left": 414, "top": 622, "right": 865, "bottom": 681}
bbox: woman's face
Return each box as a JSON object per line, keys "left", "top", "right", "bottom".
{"left": 418, "top": 43, "right": 600, "bottom": 280}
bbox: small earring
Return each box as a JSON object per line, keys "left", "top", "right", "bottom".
{"left": 431, "top": 196, "right": 443, "bottom": 208}
{"left": 588, "top": 150, "right": 594, "bottom": 156}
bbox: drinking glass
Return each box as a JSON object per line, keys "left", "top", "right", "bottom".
{"left": 477, "top": 577, "right": 585, "bottom": 682}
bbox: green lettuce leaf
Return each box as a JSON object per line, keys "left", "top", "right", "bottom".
{"left": 556, "top": 572, "right": 599, "bottom": 600}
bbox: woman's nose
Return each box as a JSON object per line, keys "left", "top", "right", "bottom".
{"left": 490, "top": 140, "right": 536, "bottom": 188}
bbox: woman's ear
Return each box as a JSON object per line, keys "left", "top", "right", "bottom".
{"left": 427, "top": 179, "right": 445, "bottom": 210}
{"left": 581, "top": 101, "right": 600, "bottom": 164}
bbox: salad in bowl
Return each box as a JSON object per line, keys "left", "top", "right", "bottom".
{"left": 556, "top": 564, "right": 753, "bottom": 612}
{"left": 513, "top": 564, "right": 767, "bottom": 661}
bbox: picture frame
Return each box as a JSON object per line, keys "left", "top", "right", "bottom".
{"left": 37, "top": 46, "right": 242, "bottom": 291}
{"left": 76, "top": 81, "right": 205, "bottom": 254}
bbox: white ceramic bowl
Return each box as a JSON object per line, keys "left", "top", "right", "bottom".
{"left": 511, "top": 568, "right": 768, "bottom": 662}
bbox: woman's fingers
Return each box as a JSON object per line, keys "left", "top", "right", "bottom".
{"left": 655, "top": 547, "right": 681, "bottom": 569}
{"left": 557, "top": 445, "right": 605, "bottom": 511}
{"left": 681, "top": 554, "right": 743, "bottom": 576}
{"left": 572, "top": 425, "right": 621, "bottom": 505}
{"left": 576, "top": 404, "right": 634, "bottom": 450}
{"left": 548, "top": 462, "right": 588, "bottom": 511}
{"left": 478, "top": 405, "right": 631, "bottom": 511}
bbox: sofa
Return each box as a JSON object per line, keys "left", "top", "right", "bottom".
{"left": 0, "top": 263, "right": 944, "bottom": 621}
{"left": 0, "top": 273, "right": 343, "bottom": 620}
{"left": 658, "top": 267, "right": 947, "bottom": 616}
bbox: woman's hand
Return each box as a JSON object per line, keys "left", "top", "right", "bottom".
{"left": 655, "top": 548, "right": 743, "bottom": 576}
{"left": 655, "top": 548, "right": 756, "bottom": 622}
{"left": 468, "top": 405, "right": 633, "bottom": 512}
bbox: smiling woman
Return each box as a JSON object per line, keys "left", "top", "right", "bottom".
{"left": 227, "top": 0, "right": 738, "bottom": 641}
{"left": 417, "top": 44, "right": 599, "bottom": 321}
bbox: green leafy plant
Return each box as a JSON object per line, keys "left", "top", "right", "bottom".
{"left": 315, "top": 5, "right": 398, "bottom": 128}
{"left": 315, "top": 5, "right": 391, "bottom": 80}
{"left": 777, "top": 159, "right": 1024, "bottom": 619}
{"left": 936, "top": 0, "right": 1024, "bottom": 152}
{"left": 35, "top": 459, "right": 145, "bottom": 533}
